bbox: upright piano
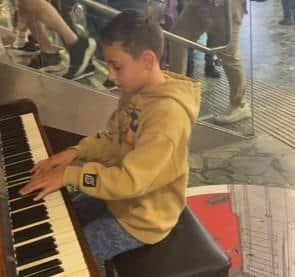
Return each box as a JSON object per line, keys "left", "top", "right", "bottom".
{"left": 0, "top": 99, "right": 100, "bottom": 277}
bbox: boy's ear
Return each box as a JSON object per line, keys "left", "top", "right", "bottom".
{"left": 141, "top": 50, "right": 156, "bottom": 70}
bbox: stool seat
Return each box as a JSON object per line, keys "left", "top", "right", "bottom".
{"left": 111, "top": 206, "right": 231, "bottom": 277}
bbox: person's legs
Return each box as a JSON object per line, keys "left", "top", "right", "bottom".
{"left": 12, "top": 3, "right": 28, "bottom": 48}
{"left": 186, "top": 48, "right": 195, "bottom": 77}
{"left": 9, "top": 0, "right": 39, "bottom": 55}
{"left": 209, "top": 0, "right": 250, "bottom": 123}
{"left": 18, "top": 0, "right": 77, "bottom": 44}
{"left": 26, "top": 21, "right": 64, "bottom": 71}
{"left": 51, "top": 0, "right": 77, "bottom": 33}
{"left": 169, "top": 1, "right": 209, "bottom": 75}
{"left": 72, "top": 193, "right": 143, "bottom": 261}
{"left": 279, "top": 0, "right": 295, "bottom": 25}
{"left": 28, "top": 21, "right": 57, "bottom": 53}
{"left": 204, "top": 36, "right": 220, "bottom": 78}
{"left": 18, "top": 0, "right": 96, "bottom": 78}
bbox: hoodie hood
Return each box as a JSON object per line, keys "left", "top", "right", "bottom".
{"left": 140, "top": 71, "right": 201, "bottom": 124}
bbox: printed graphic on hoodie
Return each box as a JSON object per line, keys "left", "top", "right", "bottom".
{"left": 119, "top": 104, "right": 141, "bottom": 146}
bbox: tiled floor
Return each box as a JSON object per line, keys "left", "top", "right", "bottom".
{"left": 188, "top": 134, "right": 295, "bottom": 187}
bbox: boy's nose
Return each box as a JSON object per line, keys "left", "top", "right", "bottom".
{"left": 108, "top": 70, "right": 117, "bottom": 83}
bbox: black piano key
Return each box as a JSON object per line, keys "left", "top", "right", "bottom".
{"left": 5, "top": 158, "right": 34, "bottom": 168}
{"left": 16, "top": 236, "right": 56, "bottom": 255}
{"left": 7, "top": 171, "right": 31, "bottom": 182}
{"left": 2, "top": 125, "right": 25, "bottom": 133}
{"left": 0, "top": 118, "right": 23, "bottom": 128}
{"left": 1, "top": 137, "right": 28, "bottom": 149}
{"left": 4, "top": 152, "right": 32, "bottom": 165}
{"left": 5, "top": 156, "right": 33, "bottom": 168}
{"left": 5, "top": 161, "right": 33, "bottom": 176}
{"left": 11, "top": 205, "right": 48, "bottom": 229}
{"left": 2, "top": 138, "right": 28, "bottom": 149}
{"left": 8, "top": 184, "right": 24, "bottom": 199}
{"left": 8, "top": 184, "right": 38, "bottom": 200}
{"left": 22, "top": 266, "right": 64, "bottom": 277}
{"left": 0, "top": 115, "right": 21, "bottom": 126}
{"left": 3, "top": 149, "right": 29, "bottom": 159}
{"left": 1, "top": 121, "right": 24, "bottom": 129}
{"left": 1, "top": 129, "right": 26, "bottom": 140}
{"left": 5, "top": 160, "right": 34, "bottom": 176}
{"left": 7, "top": 177, "right": 30, "bottom": 188}
{"left": 18, "top": 259, "right": 62, "bottom": 277}
{"left": 17, "top": 247, "right": 59, "bottom": 267}
{"left": 16, "top": 237, "right": 58, "bottom": 266}
{"left": 1, "top": 131, "right": 28, "bottom": 142}
{"left": 1, "top": 134, "right": 25, "bottom": 144}
{"left": 10, "top": 195, "right": 44, "bottom": 211}
{"left": 0, "top": 122, "right": 24, "bottom": 131}
{"left": 13, "top": 222, "right": 53, "bottom": 243}
{"left": 2, "top": 144, "right": 30, "bottom": 157}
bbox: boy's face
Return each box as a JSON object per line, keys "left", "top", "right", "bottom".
{"left": 102, "top": 42, "right": 149, "bottom": 94}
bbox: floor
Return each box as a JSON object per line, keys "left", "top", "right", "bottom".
{"left": 188, "top": 133, "right": 295, "bottom": 187}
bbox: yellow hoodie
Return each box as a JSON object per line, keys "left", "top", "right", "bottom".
{"left": 63, "top": 71, "right": 200, "bottom": 244}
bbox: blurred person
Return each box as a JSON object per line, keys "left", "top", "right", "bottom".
{"left": 14, "top": 0, "right": 96, "bottom": 79}
{"left": 165, "top": 0, "right": 220, "bottom": 78}
{"left": 169, "top": 0, "right": 251, "bottom": 124}
{"left": 204, "top": 37, "right": 220, "bottom": 78}
{"left": 279, "top": 0, "right": 295, "bottom": 25}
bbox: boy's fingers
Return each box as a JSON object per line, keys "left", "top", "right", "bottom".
{"left": 30, "top": 161, "right": 45, "bottom": 173}
{"left": 30, "top": 163, "right": 40, "bottom": 173}
{"left": 33, "top": 189, "right": 50, "bottom": 201}
{"left": 19, "top": 179, "right": 46, "bottom": 195}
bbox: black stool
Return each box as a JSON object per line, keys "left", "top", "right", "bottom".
{"left": 106, "top": 206, "right": 231, "bottom": 277}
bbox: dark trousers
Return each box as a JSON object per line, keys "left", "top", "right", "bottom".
{"left": 281, "top": 0, "right": 295, "bottom": 18}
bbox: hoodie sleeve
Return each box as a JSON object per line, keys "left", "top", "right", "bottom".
{"left": 63, "top": 131, "right": 179, "bottom": 200}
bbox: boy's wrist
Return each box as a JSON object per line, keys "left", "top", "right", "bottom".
{"left": 65, "top": 147, "right": 79, "bottom": 160}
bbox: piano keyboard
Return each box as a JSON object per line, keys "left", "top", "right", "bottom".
{"left": 0, "top": 113, "right": 90, "bottom": 277}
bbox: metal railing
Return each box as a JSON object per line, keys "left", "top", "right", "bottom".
{"left": 81, "top": 0, "right": 232, "bottom": 53}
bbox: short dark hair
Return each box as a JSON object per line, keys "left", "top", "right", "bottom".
{"left": 100, "top": 10, "right": 164, "bottom": 60}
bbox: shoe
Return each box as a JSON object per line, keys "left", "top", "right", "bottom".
{"left": 215, "top": 103, "right": 252, "bottom": 124}
{"left": 28, "top": 52, "right": 64, "bottom": 72}
{"left": 205, "top": 65, "right": 221, "bottom": 78}
{"left": 278, "top": 17, "right": 293, "bottom": 25}
{"left": 69, "top": 62, "right": 96, "bottom": 81}
{"left": 64, "top": 37, "right": 97, "bottom": 79}
{"left": 8, "top": 40, "right": 40, "bottom": 56}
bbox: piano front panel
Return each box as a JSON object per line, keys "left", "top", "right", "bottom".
{"left": 0, "top": 111, "right": 98, "bottom": 277}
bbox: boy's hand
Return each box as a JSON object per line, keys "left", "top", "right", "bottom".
{"left": 31, "top": 148, "right": 78, "bottom": 178}
{"left": 20, "top": 166, "right": 66, "bottom": 201}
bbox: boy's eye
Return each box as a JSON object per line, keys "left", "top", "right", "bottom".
{"left": 114, "top": 66, "right": 121, "bottom": 71}
{"left": 110, "top": 63, "right": 121, "bottom": 71}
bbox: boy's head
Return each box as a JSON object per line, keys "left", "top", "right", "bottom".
{"left": 100, "top": 10, "right": 164, "bottom": 94}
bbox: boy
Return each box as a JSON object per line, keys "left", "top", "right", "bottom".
{"left": 20, "top": 10, "right": 200, "bottom": 261}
